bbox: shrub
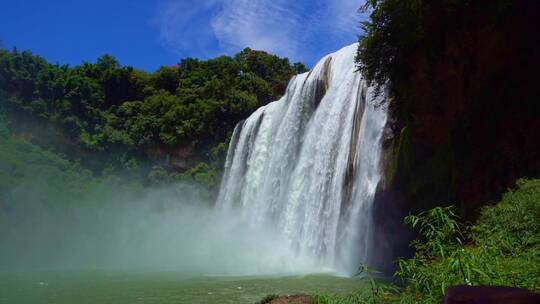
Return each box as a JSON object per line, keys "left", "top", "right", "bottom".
{"left": 316, "top": 179, "right": 540, "bottom": 304}
{"left": 396, "top": 179, "right": 540, "bottom": 303}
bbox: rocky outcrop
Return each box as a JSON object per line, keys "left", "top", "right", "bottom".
{"left": 369, "top": 111, "right": 414, "bottom": 273}
{"left": 145, "top": 145, "right": 203, "bottom": 171}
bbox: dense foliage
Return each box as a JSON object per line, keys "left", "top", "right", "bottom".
{"left": 356, "top": 0, "right": 426, "bottom": 96}
{"left": 0, "top": 47, "right": 306, "bottom": 186}
{"left": 314, "top": 179, "right": 540, "bottom": 303}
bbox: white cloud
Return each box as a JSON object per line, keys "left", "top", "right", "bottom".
{"left": 211, "top": 0, "right": 304, "bottom": 58}
{"left": 154, "top": 0, "right": 363, "bottom": 64}
{"left": 153, "top": 0, "right": 222, "bottom": 57}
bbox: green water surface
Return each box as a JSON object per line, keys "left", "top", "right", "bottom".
{"left": 0, "top": 271, "right": 362, "bottom": 304}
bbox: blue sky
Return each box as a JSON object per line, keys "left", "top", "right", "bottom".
{"left": 0, "top": 0, "right": 364, "bottom": 71}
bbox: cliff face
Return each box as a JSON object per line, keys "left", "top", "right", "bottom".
{"left": 370, "top": 0, "right": 540, "bottom": 272}
{"left": 145, "top": 145, "right": 204, "bottom": 171}
{"left": 390, "top": 0, "right": 540, "bottom": 208}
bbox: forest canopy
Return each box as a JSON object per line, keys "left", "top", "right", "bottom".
{"left": 0, "top": 46, "right": 307, "bottom": 185}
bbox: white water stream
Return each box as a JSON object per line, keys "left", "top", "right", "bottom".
{"left": 216, "top": 44, "right": 387, "bottom": 275}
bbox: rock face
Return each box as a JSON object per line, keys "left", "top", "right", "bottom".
{"left": 388, "top": 0, "right": 539, "bottom": 210}
{"left": 145, "top": 145, "right": 203, "bottom": 171}
{"left": 369, "top": 0, "right": 540, "bottom": 273}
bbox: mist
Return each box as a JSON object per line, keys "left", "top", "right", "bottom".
{"left": 0, "top": 174, "right": 319, "bottom": 275}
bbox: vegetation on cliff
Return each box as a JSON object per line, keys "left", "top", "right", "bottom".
{"left": 357, "top": 0, "right": 540, "bottom": 211}
{"left": 0, "top": 114, "right": 146, "bottom": 206}
{"left": 0, "top": 47, "right": 306, "bottom": 187}
{"left": 315, "top": 178, "right": 540, "bottom": 303}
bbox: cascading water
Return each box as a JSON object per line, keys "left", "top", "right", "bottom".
{"left": 216, "top": 43, "right": 387, "bottom": 275}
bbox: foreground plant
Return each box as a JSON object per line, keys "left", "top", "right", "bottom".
{"left": 315, "top": 178, "right": 540, "bottom": 304}
{"left": 397, "top": 179, "right": 540, "bottom": 303}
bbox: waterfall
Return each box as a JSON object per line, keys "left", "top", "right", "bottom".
{"left": 216, "top": 43, "right": 387, "bottom": 275}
